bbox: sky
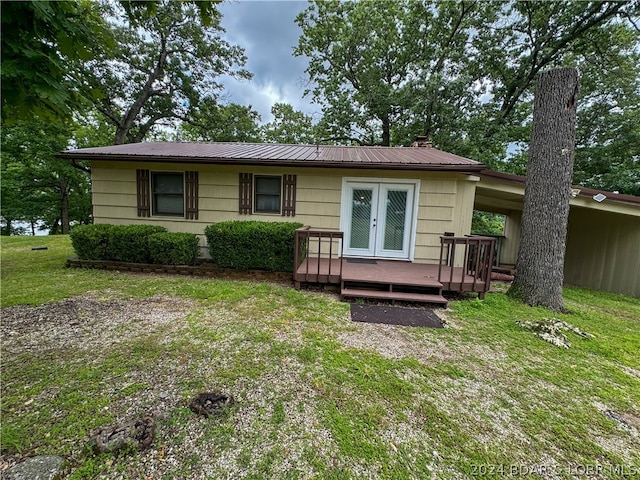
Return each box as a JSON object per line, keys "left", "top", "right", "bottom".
{"left": 218, "top": 1, "right": 318, "bottom": 124}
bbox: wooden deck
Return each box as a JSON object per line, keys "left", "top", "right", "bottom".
{"left": 295, "top": 258, "right": 489, "bottom": 306}
{"left": 293, "top": 227, "right": 495, "bottom": 306}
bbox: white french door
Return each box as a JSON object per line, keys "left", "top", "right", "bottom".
{"left": 341, "top": 180, "right": 417, "bottom": 259}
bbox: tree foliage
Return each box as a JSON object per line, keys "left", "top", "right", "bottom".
{"left": 76, "top": 0, "right": 251, "bottom": 144}
{"left": 1, "top": 122, "right": 92, "bottom": 235}
{"left": 296, "top": 0, "right": 639, "bottom": 193}
{"left": 569, "top": 21, "right": 640, "bottom": 195}
{"left": 262, "top": 103, "right": 317, "bottom": 144}
{"left": 181, "top": 101, "right": 318, "bottom": 144}
{"left": 295, "top": 0, "right": 424, "bottom": 146}
{"left": 0, "top": 0, "right": 223, "bottom": 125}
{"left": 180, "top": 100, "right": 262, "bottom": 142}
{"left": 0, "top": 0, "right": 109, "bottom": 123}
{"left": 471, "top": 211, "right": 505, "bottom": 236}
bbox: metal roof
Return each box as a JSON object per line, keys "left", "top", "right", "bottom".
{"left": 58, "top": 141, "right": 484, "bottom": 172}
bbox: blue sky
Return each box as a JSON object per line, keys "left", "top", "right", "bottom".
{"left": 218, "top": 1, "right": 318, "bottom": 124}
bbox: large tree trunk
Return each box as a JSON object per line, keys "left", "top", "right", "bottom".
{"left": 508, "top": 67, "right": 579, "bottom": 312}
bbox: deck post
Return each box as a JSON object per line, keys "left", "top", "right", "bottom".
{"left": 473, "top": 238, "right": 482, "bottom": 290}
{"left": 448, "top": 241, "right": 456, "bottom": 288}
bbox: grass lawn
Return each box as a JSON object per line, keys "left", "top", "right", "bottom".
{"left": 1, "top": 235, "right": 639, "bottom": 479}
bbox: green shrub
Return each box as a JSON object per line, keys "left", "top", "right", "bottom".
{"left": 109, "top": 225, "right": 167, "bottom": 263}
{"left": 148, "top": 232, "right": 200, "bottom": 265}
{"left": 70, "top": 224, "right": 114, "bottom": 260}
{"left": 205, "top": 221, "right": 303, "bottom": 272}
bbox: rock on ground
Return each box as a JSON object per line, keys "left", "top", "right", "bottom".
{"left": 3, "top": 455, "right": 64, "bottom": 480}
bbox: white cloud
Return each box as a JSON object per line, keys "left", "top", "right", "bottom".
{"left": 218, "top": 0, "right": 316, "bottom": 123}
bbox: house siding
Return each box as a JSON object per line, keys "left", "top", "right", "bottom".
{"left": 565, "top": 207, "right": 640, "bottom": 297}
{"left": 91, "top": 161, "right": 477, "bottom": 263}
{"left": 501, "top": 210, "right": 522, "bottom": 266}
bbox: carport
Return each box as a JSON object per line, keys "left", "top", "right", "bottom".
{"left": 475, "top": 170, "right": 640, "bottom": 297}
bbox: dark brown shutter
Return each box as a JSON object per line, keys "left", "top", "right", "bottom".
{"left": 136, "top": 169, "right": 150, "bottom": 217}
{"left": 185, "top": 171, "right": 199, "bottom": 220}
{"left": 239, "top": 172, "right": 253, "bottom": 214}
{"left": 282, "top": 174, "right": 297, "bottom": 217}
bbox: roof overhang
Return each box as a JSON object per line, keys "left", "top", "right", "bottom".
{"left": 57, "top": 153, "right": 484, "bottom": 172}
{"left": 476, "top": 169, "right": 640, "bottom": 217}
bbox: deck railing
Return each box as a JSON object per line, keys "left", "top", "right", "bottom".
{"left": 438, "top": 235, "right": 496, "bottom": 297}
{"left": 294, "top": 226, "right": 344, "bottom": 286}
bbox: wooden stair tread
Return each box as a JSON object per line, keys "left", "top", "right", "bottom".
{"left": 341, "top": 277, "right": 443, "bottom": 288}
{"left": 341, "top": 288, "right": 448, "bottom": 305}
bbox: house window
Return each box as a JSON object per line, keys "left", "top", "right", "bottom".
{"left": 238, "top": 173, "right": 296, "bottom": 216}
{"left": 254, "top": 176, "right": 282, "bottom": 214}
{"left": 152, "top": 172, "right": 184, "bottom": 216}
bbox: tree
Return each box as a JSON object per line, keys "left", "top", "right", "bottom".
{"left": 180, "top": 100, "right": 262, "bottom": 142}
{"left": 480, "top": 1, "right": 638, "bottom": 174}
{"left": 119, "top": 0, "right": 221, "bottom": 26}
{"left": 0, "top": 0, "right": 221, "bottom": 125}
{"left": 295, "top": 0, "right": 425, "bottom": 146}
{"left": 471, "top": 211, "right": 505, "bottom": 235}
{"left": 508, "top": 68, "right": 579, "bottom": 311}
{"left": 1, "top": 0, "right": 109, "bottom": 123}
{"left": 262, "top": 103, "right": 316, "bottom": 144}
{"left": 479, "top": 2, "right": 628, "bottom": 125}
{"left": 76, "top": 1, "right": 251, "bottom": 144}
{"left": 295, "top": 0, "right": 638, "bottom": 182}
{"left": 1, "top": 122, "right": 92, "bottom": 234}
{"left": 569, "top": 22, "right": 640, "bottom": 196}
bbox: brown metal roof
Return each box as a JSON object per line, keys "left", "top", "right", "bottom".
{"left": 479, "top": 169, "right": 640, "bottom": 206}
{"left": 57, "top": 141, "right": 484, "bottom": 172}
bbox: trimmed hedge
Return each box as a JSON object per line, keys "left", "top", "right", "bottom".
{"left": 70, "top": 224, "right": 114, "bottom": 260}
{"left": 205, "top": 221, "right": 303, "bottom": 272}
{"left": 109, "top": 225, "right": 168, "bottom": 263}
{"left": 148, "top": 232, "right": 200, "bottom": 266}
{"left": 70, "top": 224, "right": 169, "bottom": 264}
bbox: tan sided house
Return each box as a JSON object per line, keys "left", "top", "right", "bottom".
{"left": 60, "top": 141, "right": 640, "bottom": 301}
{"left": 60, "top": 141, "right": 496, "bottom": 305}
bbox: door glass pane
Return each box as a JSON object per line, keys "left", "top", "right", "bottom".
{"left": 383, "top": 190, "right": 407, "bottom": 251}
{"left": 350, "top": 189, "right": 372, "bottom": 249}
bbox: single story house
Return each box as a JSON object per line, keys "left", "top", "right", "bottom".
{"left": 59, "top": 141, "right": 639, "bottom": 300}
{"left": 59, "top": 141, "right": 495, "bottom": 305}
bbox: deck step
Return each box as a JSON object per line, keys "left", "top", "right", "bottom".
{"left": 341, "top": 288, "right": 448, "bottom": 305}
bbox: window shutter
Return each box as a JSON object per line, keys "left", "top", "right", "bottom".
{"left": 239, "top": 172, "right": 253, "bottom": 214}
{"left": 185, "top": 171, "right": 199, "bottom": 220}
{"left": 282, "top": 174, "right": 297, "bottom": 217}
{"left": 136, "top": 169, "right": 150, "bottom": 217}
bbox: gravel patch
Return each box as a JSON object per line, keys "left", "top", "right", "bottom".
{"left": 0, "top": 293, "right": 346, "bottom": 479}
{"left": 1, "top": 293, "right": 195, "bottom": 354}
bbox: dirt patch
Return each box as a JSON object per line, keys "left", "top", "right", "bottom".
{"left": 1, "top": 294, "right": 196, "bottom": 354}
{"left": 350, "top": 304, "right": 444, "bottom": 328}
